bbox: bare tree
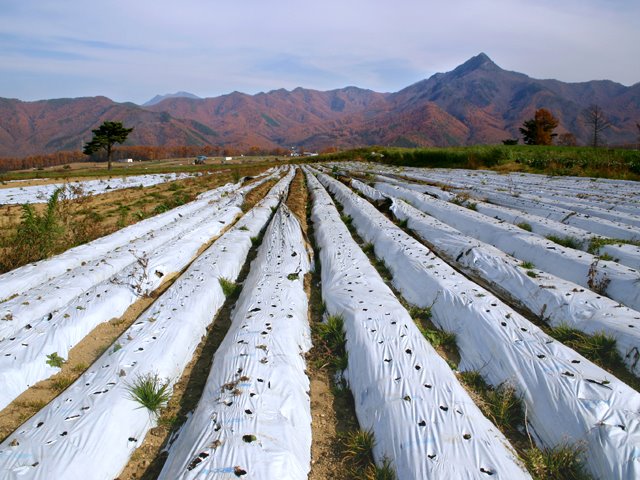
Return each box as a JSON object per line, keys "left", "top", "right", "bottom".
{"left": 583, "top": 104, "right": 611, "bottom": 148}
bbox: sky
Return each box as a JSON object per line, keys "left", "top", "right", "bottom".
{"left": 1, "top": 0, "right": 638, "bottom": 105}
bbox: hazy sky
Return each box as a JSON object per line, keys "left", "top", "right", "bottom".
{"left": 1, "top": 0, "right": 638, "bottom": 104}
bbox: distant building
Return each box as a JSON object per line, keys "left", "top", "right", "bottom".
{"left": 117, "top": 158, "right": 134, "bottom": 163}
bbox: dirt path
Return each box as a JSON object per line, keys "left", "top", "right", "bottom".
{"left": 285, "top": 168, "right": 360, "bottom": 479}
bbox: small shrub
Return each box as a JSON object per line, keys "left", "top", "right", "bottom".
{"left": 127, "top": 373, "right": 171, "bottom": 416}
{"left": 46, "top": 352, "right": 66, "bottom": 368}
{"left": 219, "top": 277, "right": 239, "bottom": 297}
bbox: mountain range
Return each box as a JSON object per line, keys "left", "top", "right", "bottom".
{"left": 1, "top": 53, "right": 638, "bottom": 158}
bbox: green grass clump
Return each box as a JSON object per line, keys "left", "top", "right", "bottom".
{"left": 550, "top": 324, "right": 622, "bottom": 367}
{"left": 46, "top": 352, "right": 66, "bottom": 368}
{"left": 419, "top": 326, "right": 456, "bottom": 349}
{"left": 342, "top": 429, "right": 376, "bottom": 470}
{"left": 127, "top": 373, "right": 171, "bottom": 416}
{"left": 523, "top": 444, "right": 591, "bottom": 480}
{"left": 315, "top": 314, "right": 348, "bottom": 371}
{"left": 517, "top": 222, "right": 533, "bottom": 232}
{"left": 459, "top": 371, "right": 523, "bottom": 430}
{"left": 219, "top": 277, "right": 239, "bottom": 297}
{"left": 520, "top": 261, "right": 535, "bottom": 270}
{"left": 587, "top": 236, "right": 640, "bottom": 255}
{"left": 363, "top": 458, "right": 397, "bottom": 480}
{"left": 546, "top": 235, "right": 581, "bottom": 249}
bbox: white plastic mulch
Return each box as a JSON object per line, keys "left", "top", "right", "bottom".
{"left": 0, "top": 172, "right": 202, "bottom": 205}
{"left": 159, "top": 203, "right": 312, "bottom": 479}
{"left": 0, "top": 169, "right": 294, "bottom": 480}
{"left": 307, "top": 169, "right": 530, "bottom": 479}
{"left": 317, "top": 169, "right": 640, "bottom": 480}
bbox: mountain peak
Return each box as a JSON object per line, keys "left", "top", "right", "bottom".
{"left": 143, "top": 91, "right": 200, "bottom": 106}
{"left": 451, "top": 53, "right": 500, "bottom": 77}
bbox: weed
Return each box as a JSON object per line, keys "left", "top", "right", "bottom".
{"left": 342, "top": 429, "right": 375, "bottom": 470}
{"left": 459, "top": 372, "right": 524, "bottom": 430}
{"left": 238, "top": 225, "right": 249, "bottom": 231}
{"left": 287, "top": 272, "right": 299, "bottom": 280}
{"left": 112, "top": 342, "right": 123, "bottom": 353}
{"left": 527, "top": 270, "right": 538, "bottom": 278}
{"left": 361, "top": 242, "right": 375, "bottom": 256}
{"left": 587, "top": 236, "right": 640, "bottom": 255}
{"left": 127, "top": 372, "right": 171, "bottom": 417}
{"left": 466, "top": 202, "right": 478, "bottom": 211}
{"left": 520, "top": 261, "right": 535, "bottom": 270}
{"left": 598, "top": 253, "right": 614, "bottom": 262}
{"left": 587, "top": 259, "right": 610, "bottom": 295}
{"left": 50, "top": 375, "right": 74, "bottom": 392}
{"left": 363, "top": 458, "right": 397, "bottom": 480}
{"left": 71, "top": 362, "right": 88, "bottom": 373}
{"left": 340, "top": 214, "right": 353, "bottom": 226}
{"left": 523, "top": 443, "right": 591, "bottom": 480}
{"left": 46, "top": 352, "right": 66, "bottom": 368}
{"left": 517, "top": 222, "right": 533, "bottom": 232}
{"left": 397, "top": 218, "right": 409, "bottom": 228}
{"left": 419, "top": 326, "right": 456, "bottom": 349}
{"left": 4, "top": 188, "right": 64, "bottom": 268}
{"left": 219, "top": 277, "right": 239, "bottom": 297}
{"left": 408, "top": 305, "right": 432, "bottom": 322}
{"left": 315, "top": 315, "right": 348, "bottom": 370}
{"left": 546, "top": 235, "right": 580, "bottom": 250}
{"left": 551, "top": 324, "right": 622, "bottom": 366}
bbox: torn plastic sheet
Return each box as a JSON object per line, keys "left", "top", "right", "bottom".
{"left": 159, "top": 203, "right": 312, "bottom": 480}
{"left": 375, "top": 181, "right": 640, "bottom": 312}
{"left": 317, "top": 170, "right": 640, "bottom": 480}
{"left": 0, "top": 169, "right": 294, "bottom": 480}
{"left": 307, "top": 169, "right": 530, "bottom": 479}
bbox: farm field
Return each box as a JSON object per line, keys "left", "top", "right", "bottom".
{"left": 0, "top": 161, "right": 639, "bottom": 479}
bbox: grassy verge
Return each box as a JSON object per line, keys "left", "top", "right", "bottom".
{"left": 313, "top": 145, "right": 640, "bottom": 180}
